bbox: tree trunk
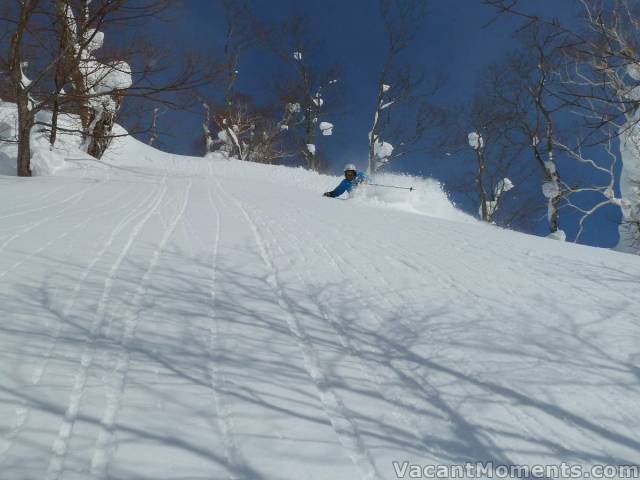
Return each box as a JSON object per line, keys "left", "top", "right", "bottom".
{"left": 50, "top": 95, "right": 60, "bottom": 146}
{"left": 202, "top": 103, "right": 214, "bottom": 154}
{"left": 16, "top": 96, "right": 33, "bottom": 177}
{"left": 368, "top": 79, "right": 386, "bottom": 175}
{"left": 149, "top": 107, "right": 159, "bottom": 147}
{"left": 17, "top": 134, "right": 33, "bottom": 177}
{"left": 549, "top": 193, "right": 561, "bottom": 233}
{"left": 544, "top": 116, "right": 560, "bottom": 233}
{"left": 301, "top": 66, "right": 318, "bottom": 171}
{"left": 224, "top": 124, "right": 242, "bottom": 159}
{"left": 9, "top": 0, "right": 39, "bottom": 177}
{"left": 368, "top": 110, "right": 380, "bottom": 175}
{"left": 476, "top": 149, "right": 488, "bottom": 221}
{"left": 367, "top": 139, "right": 376, "bottom": 175}
{"left": 87, "top": 108, "right": 115, "bottom": 159}
{"left": 51, "top": 0, "right": 73, "bottom": 146}
{"left": 56, "top": 0, "right": 92, "bottom": 141}
{"left": 304, "top": 115, "right": 316, "bottom": 170}
{"left": 87, "top": 96, "right": 121, "bottom": 159}
{"left": 304, "top": 150, "right": 316, "bottom": 171}
{"left": 533, "top": 151, "right": 562, "bottom": 235}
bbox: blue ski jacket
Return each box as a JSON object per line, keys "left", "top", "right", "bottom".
{"left": 326, "top": 172, "right": 367, "bottom": 197}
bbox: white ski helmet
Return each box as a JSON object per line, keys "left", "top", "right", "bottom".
{"left": 343, "top": 163, "right": 357, "bottom": 173}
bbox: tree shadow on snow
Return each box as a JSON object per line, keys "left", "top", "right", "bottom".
{"left": 0, "top": 243, "right": 639, "bottom": 479}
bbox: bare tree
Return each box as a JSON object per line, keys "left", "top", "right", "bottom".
{"left": 557, "top": 132, "right": 624, "bottom": 242}
{"left": 438, "top": 93, "right": 520, "bottom": 224}
{"left": 2, "top": 0, "right": 42, "bottom": 176}
{"left": 367, "top": 0, "right": 439, "bottom": 174}
{"left": 573, "top": 0, "right": 640, "bottom": 249}
{"left": 525, "top": 28, "right": 565, "bottom": 235}
{"left": 50, "top": 0, "right": 217, "bottom": 159}
{"left": 467, "top": 98, "right": 523, "bottom": 224}
{"left": 197, "top": 0, "right": 297, "bottom": 166}
{"left": 204, "top": 0, "right": 259, "bottom": 160}
{"left": 202, "top": 89, "right": 297, "bottom": 164}
{"left": 484, "top": 25, "right": 572, "bottom": 236}
{"left": 148, "top": 106, "right": 161, "bottom": 146}
{"left": 483, "top": 0, "right": 640, "bottom": 249}
{"left": 49, "top": 0, "right": 140, "bottom": 156}
{"left": 288, "top": 46, "right": 337, "bottom": 171}
{"left": 0, "top": 0, "right": 219, "bottom": 176}
{"left": 468, "top": 129, "right": 490, "bottom": 221}
{"left": 202, "top": 101, "right": 213, "bottom": 153}
{"left": 262, "top": 14, "right": 342, "bottom": 171}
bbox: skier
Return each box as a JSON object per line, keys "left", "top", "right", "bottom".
{"left": 323, "top": 164, "right": 367, "bottom": 198}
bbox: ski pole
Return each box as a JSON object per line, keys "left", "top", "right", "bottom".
{"left": 366, "top": 182, "right": 414, "bottom": 192}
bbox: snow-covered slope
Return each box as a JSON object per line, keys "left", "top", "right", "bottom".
{"left": 1, "top": 127, "right": 640, "bottom": 480}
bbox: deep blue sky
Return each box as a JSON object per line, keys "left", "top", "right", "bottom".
{"left": 162, "top": 0, "right": 543, "bottom": 164}
{"left": 138, "top": 1, "right": 622, "bottom": 249}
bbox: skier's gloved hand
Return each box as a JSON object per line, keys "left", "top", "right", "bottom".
{"left": 323, "top": 192, "right": 332, "bottom": 197}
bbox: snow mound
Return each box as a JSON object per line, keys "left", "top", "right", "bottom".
{"left": 197, "top": 159, "right": 472, "bottom": 224}
{"left": 0, "top": 101, "right": 94, "bottom": 176}
{"left": 354, "top": 171, "right": 474, "bottom": 223}
{"left": 0, "top": 103, "right": 18, "bottom": 175}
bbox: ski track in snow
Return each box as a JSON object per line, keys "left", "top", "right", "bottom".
{"left": 89, "top": 179, "right": 192, "bottom": 480}
{"left": 214, "top": 177, "right": 383, "bottom": 480}
{"left": 45, "top": 173, "right": 169, "bottom": 480}
{"left": 302, "top": 205, "right": 482, "bottom": 305}
{"left": 336, "top": 219, "right": 586, "bottom": 456}
{"left": 0, "top": 183, "right": 131, "bottom": 282}
{"left": 245, "top": 200, "right": 501, "bottom": 465}
{"left": 2, "top": 151, "right": 640, "bottom": 478}
{"left": 0, "top": 183, "right": 95, "bottom": 258}
{"left": 0, "top": 182, "right": 140, "bottom": 466}
{"left": 172, "top": 167, "right": 250, "bottom": 479}
{"left": 0, "top": 183, "right": 68, "bottom": 221}
{"left": 343, "top": 222, "right": 640, "bottom": 460}
{"left": 248, "top": 205, "right": 439, "bottom": 457}
{"left": 365, "top": 213, "right": 640, "bottom": 441}
{"left": 203, "top": 179, "right": 250, "bottom": 480}
{"left": 0, "top": 182, "right": 94, "bottom": 223}
{"left": 376, "top": 206, "right": 634, "bottom": 308}
{"left": 232, "top": 193, "right": 640, "bottom": 466}
{"left": 217, "top": 173, "right": 571, "bottom": 468}
{"left": 30, "top": 184, "right": 156, "bottom": 386}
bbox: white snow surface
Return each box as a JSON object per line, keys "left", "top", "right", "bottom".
{"left": 83, "top": 29, "right": 105, "bottom": 54}
{"left": 547, "top": 229, "right": 567, "bottom": 241}
{"left": 468, "top": 131, "right": 484, "bottom": 150}
{"left": 319, "top": 121, "right": 333, "bottom": 136}
{"left": 373, "top": 139, "right": 393, "bottom": 160}
{"left": 542, "top": 180, "right": 560, "bottom": 199}
{"left": 19, "top": 63, "right": 32, "bottom": 89}
{"left": 1, "top": 109, "right": 640, "bottom": 479}
{"left": 98, "top": 61, "right": 132, "bottom": 92}
{"left": 494, "top": 177, "right": 514, "bottom": 196}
